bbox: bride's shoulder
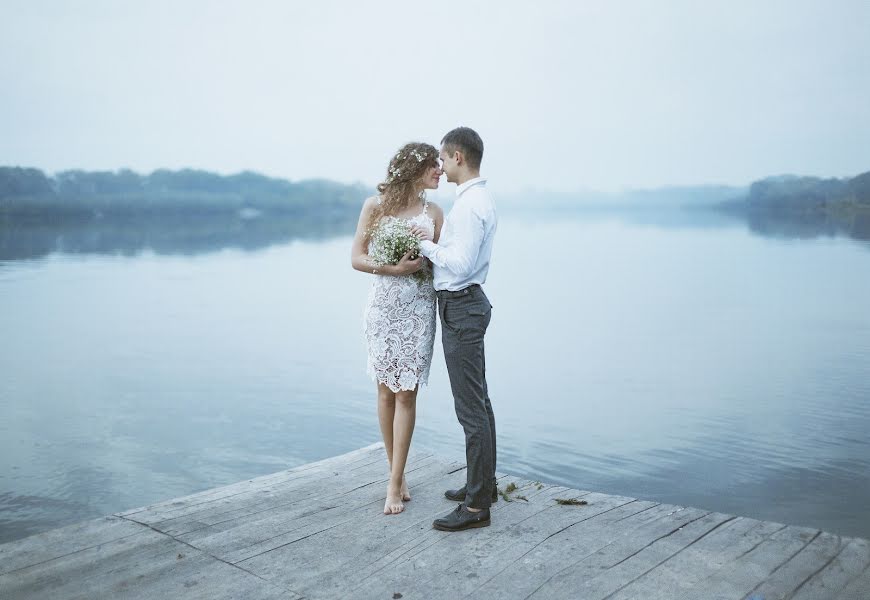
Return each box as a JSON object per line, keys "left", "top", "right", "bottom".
{"left": 426, "top": 201, "right": 445, "bottom": 218}
{"left": 360, "top": 195, "right": 383, "bottom": 213}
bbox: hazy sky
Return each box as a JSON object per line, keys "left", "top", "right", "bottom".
{"left": 2, "top": 0, "right": 869, "bottom": 192}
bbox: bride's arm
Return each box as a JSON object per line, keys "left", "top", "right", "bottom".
{"left": 351, "top": 197, "right": 387, "bottom": 274}
{"left": 351, "top": 197, "right": 422, "bottom": 276}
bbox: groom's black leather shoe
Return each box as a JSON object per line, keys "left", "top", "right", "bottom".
{"left": 444, "top": 482, "right": 499, "bottom": 503}
{"left": 432, "top": 504, "right": 491, "bottom": 531}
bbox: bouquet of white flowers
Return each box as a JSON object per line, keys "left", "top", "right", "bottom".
{"left": 368, "top": 217, "right": 431, "bottom": 283}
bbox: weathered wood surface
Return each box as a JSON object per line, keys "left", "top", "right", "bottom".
{"left": 1, "top": 443, "right": 868, "bottom": 599}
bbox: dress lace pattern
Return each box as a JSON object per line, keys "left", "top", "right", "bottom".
{"left": 364, "top": 204, "right": 436, "bottom": 392}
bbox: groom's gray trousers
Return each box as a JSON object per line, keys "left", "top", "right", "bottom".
{"left": 436, "top": 284, "right": 496, "bottom": 510}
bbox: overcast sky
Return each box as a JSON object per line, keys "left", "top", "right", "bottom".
{"left": 2, "top": 0, "right": 869, "bottom": 192}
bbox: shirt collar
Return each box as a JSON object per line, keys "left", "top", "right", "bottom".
{"left": 456, "top": 177, "right": 487, "bottom": 197}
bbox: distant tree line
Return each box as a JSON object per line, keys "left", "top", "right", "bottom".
{"left": 0, "top": 166, "right": 373, "bottom": 259}
{"left": 0, "top": 167, "right": 370, "bottom": 220}
{"left": 737, "top": 171, "right": 870, "bottom": 214}
{"left": 718, "top": 170, "right": 870, "bottom": 241}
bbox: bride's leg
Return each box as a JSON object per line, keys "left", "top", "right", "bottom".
{"left": 377, "top": 383, "right": 396, "bottom": 464}
{"left": 378, "top": 384, "right": 404, "bottom": 514}
{"left": 385, "top": 387, "right": 417, "bottom": 514}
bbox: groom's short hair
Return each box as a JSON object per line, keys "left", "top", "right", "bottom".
{"left": 441, "top": 127, "right": 483, "bottom": 170}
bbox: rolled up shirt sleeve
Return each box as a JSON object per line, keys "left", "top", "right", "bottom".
{"left": 418, "top": 203, "right": 485, "bottom": 277}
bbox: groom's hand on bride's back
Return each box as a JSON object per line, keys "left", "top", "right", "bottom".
{"left": 391, "top": 249, "right": 423, "bottom": 275}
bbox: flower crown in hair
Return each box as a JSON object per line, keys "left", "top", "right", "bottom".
{"left": 386, "top": 147, "right": 436, "bottom": 184}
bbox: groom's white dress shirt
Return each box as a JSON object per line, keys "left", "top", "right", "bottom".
{"left": 419, "top": 177, "right": 497, "bottom": 292}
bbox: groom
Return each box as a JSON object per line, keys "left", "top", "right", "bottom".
{"left": 412, "top": 126, "right": 499, "bottom": 531}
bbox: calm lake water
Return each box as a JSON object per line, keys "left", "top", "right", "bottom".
{"left": 2, "top": 210, "right": 869, "bottom": 543}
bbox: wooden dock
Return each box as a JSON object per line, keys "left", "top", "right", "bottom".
{"left": 1, "top": 443, "right": 868, "bottom": 599}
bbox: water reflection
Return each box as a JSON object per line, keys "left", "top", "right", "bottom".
{"left": 0, "top": 213, "right": 356, "bottom": 261}
{"left": 743, "top": 209, "right": 870, "bottom": 242}
{"left": 532, "top": 205, "right": 870, "bottom": 245}
{"left": 0, "top": 492, "right": 97, "bottom": 543}
{"left": 2, "top": 203, "right": 869, "bottom": 263}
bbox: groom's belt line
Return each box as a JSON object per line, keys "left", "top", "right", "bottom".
{"left": 436, "top": 284, "right": 480, "bottom": 299}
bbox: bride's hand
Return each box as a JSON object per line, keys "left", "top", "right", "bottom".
{"left": 393, "top": 249, "right": 423, "bottom": 275}
{"left": 410, "top": 225, "right": 433, "bottom": 242}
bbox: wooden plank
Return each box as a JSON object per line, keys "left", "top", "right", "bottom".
{"left": 115, "top": 444, "right": 381, "bottom": 518}
{"left": 348, "top": 479, "right": 676, "bottom": 599}
{"left": 458, "top": 500, "right": 683, "bottom": 598}
{"left": 792, "top": 537, "right": 870, "bottom": 599}
{"left": 183, "top": 456, "right": 457, "bottom": 562}
{"left": 0, "top": 516, "right": 145, "bottom": 575}
{"left": 238, "top": 478, "right": 461, "bottom": 594}
{"left": 290, "top": 471, "right": 521, "bottom": 593}
{"left": 226, "top": 458, "right": 465, "bottom": 570}
{"left": 522, "top": 508, "right": 736, "bottom": 599}
{"left": 118, "top": 444, "right": 388, "bottom": 525}
{"left": 748, "top": 531, "right": 845, "bottom": 599}
{"left": 834, "top": 559, "right": 870, "bottom": 600}
{"left": 253, "top": 475, "right": 560, "bottom": 598}
{"left": 606, "top": 517, "right": 787, "bottom": 599}
{"left": 348, "top": 487, "right": 638, "bottom": 600}
{"left": 0, "top": 527, "right": 301, "bottom": 600}
{"left": 674, "top": 525, "right": 823, "bottom": 599}
{"left": 149, "top": 452, "right": 438, "bottom": 538}
{"left": 475, "top": 503, "right": 707, "bottom": 600}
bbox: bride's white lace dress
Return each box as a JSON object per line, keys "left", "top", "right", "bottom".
{"left": 364, "top": 203, "right": 436, "bottom": 392}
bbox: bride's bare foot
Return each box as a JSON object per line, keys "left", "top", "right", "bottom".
{"left": 384, "top": 483, "right": 405, "bottom": 515}
{"left": 401, "top": 476, "right": 411, "bottom": 502}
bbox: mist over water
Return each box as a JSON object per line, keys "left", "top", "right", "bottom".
{"left": 1, "top": 208, "right": 869, "bottom": 543}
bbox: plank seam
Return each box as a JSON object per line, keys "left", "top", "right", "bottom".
{"left": 462, "top": 498, "right": 645, "bottom": 598}
{"left": 167, "top": 459, "right": 461, "bottom": 539}
{"left": 731, "top": 522, "right": 789, "bottom": 562}
{"left": 520, "top": 507, "right": 707, "bottom": 599}
{"left": 118, "top": 448, "right": 386, "bottom": 518}
{"left": 146, "top": 453, "right": 439, "bottom": 533}
{"left": 351, "top": 481, "right": 566, "bottom": 592}
{"left": 786, "top": 536, "right": 847, "bottom": 600}
{"left": 234, "top": 519, "right": 353, "bottom": 564}
{"left": 745, "top": 530, "right": 822, "bottom": 598}
{"left": 0, "top": 518, "right": 146, "bottom": 577}
{"left": 599, "top": 515, "right": 738, "bottom": 600}
{"left": 229, "top": 463, "right": 462, "bottom": 564}
{"left": 116, "top": 514, "right": 305, "bottom": 597}
{"left": 356, "top": 485, "right": 591, "bottom": 593}
{"left": 608, "top": 511, "right": 714, "bottom": 569}
{"left": 614, "top": 502, "right": 662, "bottom": 522}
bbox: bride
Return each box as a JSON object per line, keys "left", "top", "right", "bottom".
{"left": 350, "top": 142, "right": 444, "bottom": 514}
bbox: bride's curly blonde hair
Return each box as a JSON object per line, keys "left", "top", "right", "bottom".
{"left": 367, "top": 142, "right": 439, "bottom": 233}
